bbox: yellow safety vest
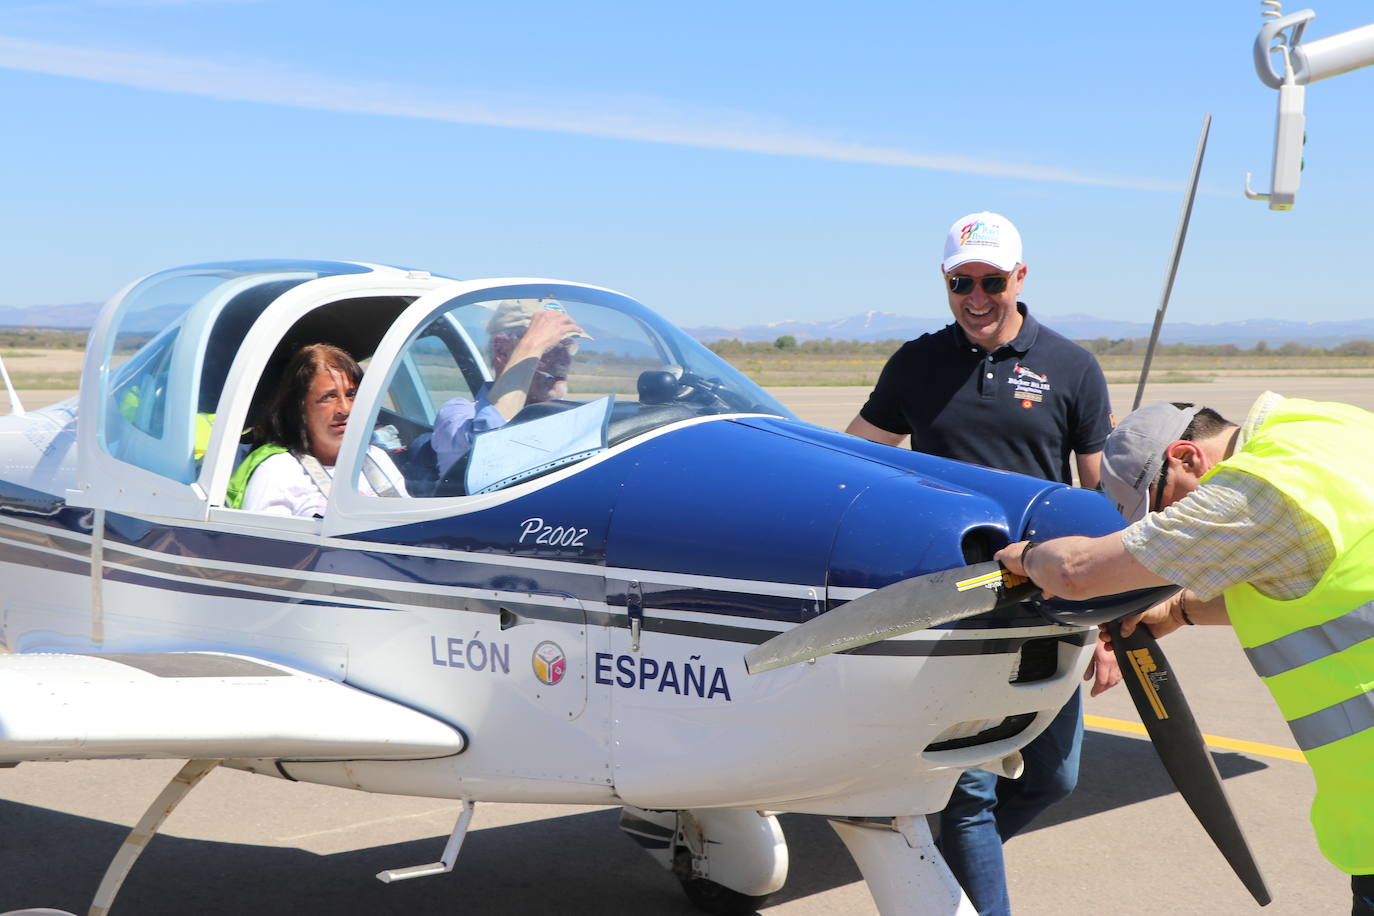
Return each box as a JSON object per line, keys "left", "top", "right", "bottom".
{"left": 225, "top": 444, "right": 287, "bottom": 509}
{"left": 119, "top": 386, "right": 216, "bottom": 460}
{"left": 1215, "top": 396, "right": 1374, "bottom": 874}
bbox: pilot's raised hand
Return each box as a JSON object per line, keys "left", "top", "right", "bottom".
{"left": 486, "top": 308, "right": 587, "bottom": 421}
{"left": 508, "top": 309, "right": 584, "bottom": 366}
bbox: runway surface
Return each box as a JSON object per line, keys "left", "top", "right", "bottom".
{"left": 2, "top": 375, "right": 1366, "bottom": 914}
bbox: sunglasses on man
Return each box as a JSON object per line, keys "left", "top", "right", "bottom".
{"left": 1150, "top": 458, "right": 1171, "bottom": 514}
{"left": 946, "top": 272, "right": 1013, "bottom": 296}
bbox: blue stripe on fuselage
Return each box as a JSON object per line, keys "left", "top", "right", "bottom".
{"left": 0, "top": 417, "right": 1081, "bottom": 636}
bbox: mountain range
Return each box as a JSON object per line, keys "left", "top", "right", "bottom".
{"left": 4, "top": 303, "right": 1373, "bottom": 349}
{"left": 0, "top": 302, "right": 104, "bottom": 329}
{"left": 685, "top": 309, "right": 1374, "bottom": 348}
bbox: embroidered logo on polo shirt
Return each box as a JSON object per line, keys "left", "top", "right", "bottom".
{"left": 1007, "top": 362, "right": 1050, "bottom": 405}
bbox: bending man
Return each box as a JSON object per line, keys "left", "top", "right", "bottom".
{"left": 995, "top": 392, "right": 1374, "bottom": 915}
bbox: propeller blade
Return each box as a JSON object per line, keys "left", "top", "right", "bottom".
{"left": 1107, "top": 620, "right": 1271, "bottom": 906}
{"left": 747, "top": 551, "right": 1268, "bottom": 901}
{"left": 744, "top": 561, "right": 1037, "bottom": 674}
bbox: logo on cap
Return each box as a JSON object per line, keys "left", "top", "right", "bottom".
{"left": 960, "top": 219, "right": 1000, "bottom": 248}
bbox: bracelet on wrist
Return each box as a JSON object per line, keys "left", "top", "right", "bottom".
{"left": 1019, "top": 541, "right": 1040, "bottom": 575}
{"left": 1179, "top": 593, "right": 1195, "bottom": 626}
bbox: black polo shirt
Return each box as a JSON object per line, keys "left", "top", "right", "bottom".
{"left": 858, "top": 304, "right": 1112, "bottom": 484}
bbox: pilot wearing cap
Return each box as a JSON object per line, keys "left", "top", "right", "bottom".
{"left": 995, "top": 391, "right": 1374, "bottom": 913}
{"left": 429, "top": 300, "right": 584, "bottom": 476}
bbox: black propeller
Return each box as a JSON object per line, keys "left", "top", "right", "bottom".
{"left": 1106, "top": 618, "right": 1270, "bottom": 905}
{"left": 744, "top": 561, "right": 1271, "bottom": 907}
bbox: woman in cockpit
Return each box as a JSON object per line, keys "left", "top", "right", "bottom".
{"left": 227, "top": 343, "right": 407, "bottom": 516}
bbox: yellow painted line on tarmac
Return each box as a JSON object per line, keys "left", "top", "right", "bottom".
{"left": 1084, "top": 714, "right": 1307, "bottom": 764}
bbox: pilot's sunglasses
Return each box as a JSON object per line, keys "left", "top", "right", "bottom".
{"left": 947, "top": 273, "right": 1011, "bottom": 296}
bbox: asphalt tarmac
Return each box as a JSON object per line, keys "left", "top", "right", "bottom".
{"left": 2, "top": 376, "right": 1367, "bottom": 915}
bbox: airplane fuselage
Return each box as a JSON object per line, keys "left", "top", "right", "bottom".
{"left": 0, "top": 400, "right": 1101, "bottom": 818}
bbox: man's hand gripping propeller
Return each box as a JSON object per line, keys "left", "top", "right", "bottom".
{"left": 743, "top": 543, "right": 1271, "bottom": 907}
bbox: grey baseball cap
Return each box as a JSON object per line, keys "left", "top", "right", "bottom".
{"left": 486, "top": 299, "right": 544, "bottom": 337}
{"left": 1101, "top": 402, "right": 1202, "bottom": 522}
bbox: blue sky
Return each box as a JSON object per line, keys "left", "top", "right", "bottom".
{"left": 2, "top": 1, "right": 1372, "bottom": 330}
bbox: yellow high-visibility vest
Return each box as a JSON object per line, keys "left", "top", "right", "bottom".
{"left": 1216, "top": 396, "right": 1374, "bottom": 874}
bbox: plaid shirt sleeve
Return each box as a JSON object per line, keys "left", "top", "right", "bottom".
{"left": 1119, "top": 468, "right": 1333, "bottom": 601}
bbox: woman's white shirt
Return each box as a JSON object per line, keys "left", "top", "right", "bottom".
{"left": 241, "top": 447, "right": 408, "bottom": 517}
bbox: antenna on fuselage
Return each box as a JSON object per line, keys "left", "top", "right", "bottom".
{"left": 0, "top": 353, "right": 26, "bottom": 416}
{"left": 1132, "top": 113, "right": 1210, "bottom": 411}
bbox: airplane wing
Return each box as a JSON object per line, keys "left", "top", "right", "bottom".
{"left": 0, "top": 651, "right": 465, "bottom": 763}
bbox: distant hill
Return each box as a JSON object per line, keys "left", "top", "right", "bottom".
{"left": 687, "top": 310, "right": 1374, "bottom": 349}
{"left": 0, "top": 302, "right": 102, "bottom": 329}
{"left": 5, "top": 302, "right": 1373, "bottom": 350}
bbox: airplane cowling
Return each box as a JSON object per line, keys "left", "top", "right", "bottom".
{"left": 826, "top": 471, "right": 1053, "bottom": 597}
{"left": 605, "top": 418, "right": 912, "bottom": 588}
{"left": 600, "top": 418, "right": 1092, "bottom": 814}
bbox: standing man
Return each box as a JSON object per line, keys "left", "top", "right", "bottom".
{"left": 845, "top": 211, "right": 1115, "bottom": 915}
{"left": 996, "top": 394, "right": 1374, "bottom": 915}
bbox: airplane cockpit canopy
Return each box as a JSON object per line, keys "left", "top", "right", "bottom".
{"left": 76, "top": 260, "right": 791, "bottom": 521}
{"left": 98, "top": 260, "right": 379, "bottom": 484}
{"left": 355, "top": 283, "right": 794, "bottom": 500}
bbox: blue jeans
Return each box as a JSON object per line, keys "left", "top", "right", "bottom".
{"left": 938, "top": 689, "right": 1083, "bottom": 916}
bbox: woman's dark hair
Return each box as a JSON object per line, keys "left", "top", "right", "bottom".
{"left": 255, "top": 343, "right": 362, "bottom": 454}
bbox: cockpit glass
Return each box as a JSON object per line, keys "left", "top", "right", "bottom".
{"left": 367, "top": 287, "right": 793, "bottom": 499}
{"left": 100, "top": 260, "right": 372, "bottom": 483}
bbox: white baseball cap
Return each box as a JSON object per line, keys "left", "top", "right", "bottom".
{"left": 942, "top": 211, "right": 1023, "bottom": 273}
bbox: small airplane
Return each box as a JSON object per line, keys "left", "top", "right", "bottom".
{"left": 0, "top": 259, "right": 1262, "bottom": 915}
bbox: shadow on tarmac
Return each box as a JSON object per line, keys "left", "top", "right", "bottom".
{"left": 0, "top": 732, "right": 1268, "bottom": 915}
{"left": 1026, "top": 730, "right": 1267, "bottom": 833}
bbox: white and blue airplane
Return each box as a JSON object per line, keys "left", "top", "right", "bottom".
{"left": 0, "top": 260, "right": 1252, "bottom": 915}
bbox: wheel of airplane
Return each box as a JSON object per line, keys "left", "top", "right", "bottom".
{"left": 679, "top": 876, "right": 772, "bottom": 916}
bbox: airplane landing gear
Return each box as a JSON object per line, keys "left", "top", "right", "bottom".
{"left": 619, "top": 806, "right": 788, "bottom": 915}
{"left": 673, "top": 846, "right": 771, "bottom": 916}
{"left": 828, "top": 815, "right": 975, "bottom": 915}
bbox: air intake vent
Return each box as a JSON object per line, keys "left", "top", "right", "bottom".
{"left": 925, "top": 713, "right": 1037, "bottom": 752}
{"left": 1011, "top": 635, "right": 1063, "bottom": 683}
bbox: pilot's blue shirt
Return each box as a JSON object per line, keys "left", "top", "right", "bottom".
{"left": 858, "top": 303, "right": 1111, "bottom": 484}
{"left": 431, "top": 383, "right": 506, "bottom": 476}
